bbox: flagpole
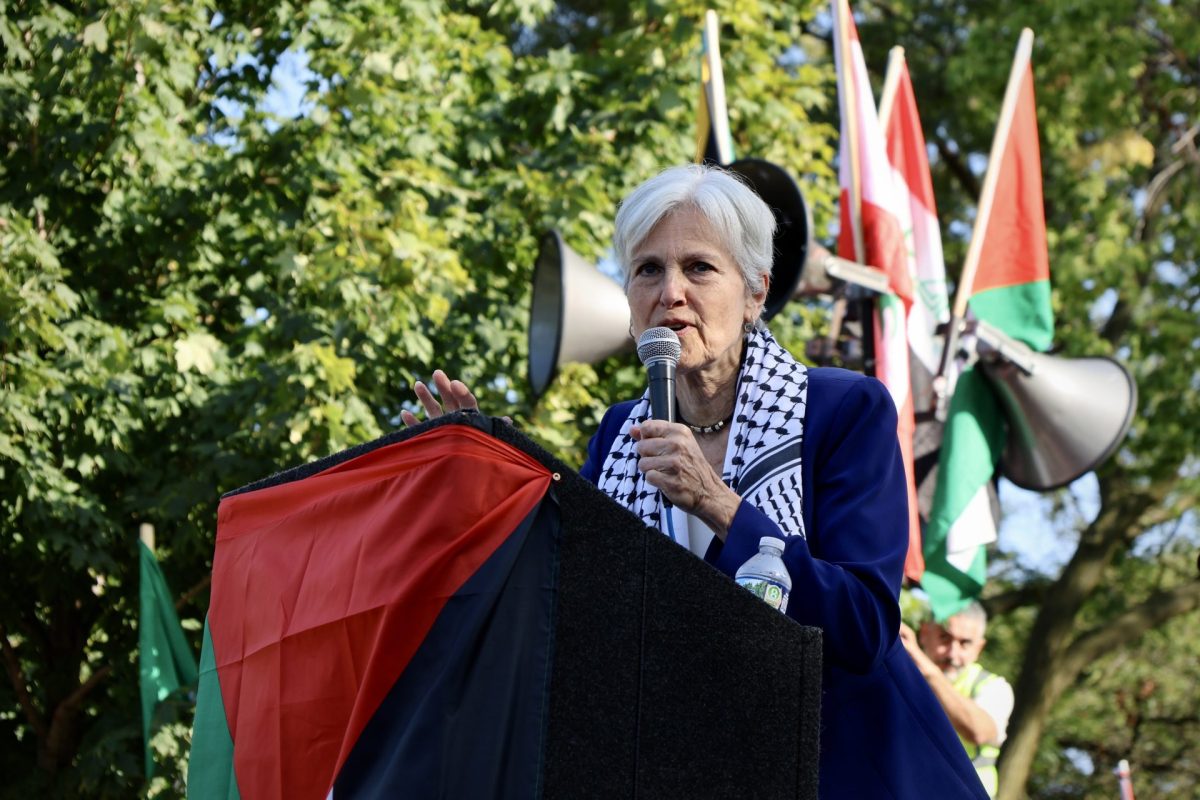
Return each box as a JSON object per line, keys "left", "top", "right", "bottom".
{"left": 834, "top": 0, "right": 866, "bottom": 263}
{"left": 703, "top": 9, "right": 734, "bottom": 165}
{"left": 696, "top": 50, "right": 712, "bottom": 163}
{"left": 877, "top": 46, "right": 905, "bottom": 131}
{"left": 953, "top": 27, "right": 1034, "bottom": 317}
{"left": 930, "top": 28, "right": 1034, "bottom": 418}
{"left": 140, "top": 522, "right": 155, "bottom": 552}
{"left": 1116, "top": 758, "right": 1137, "bottom": 800}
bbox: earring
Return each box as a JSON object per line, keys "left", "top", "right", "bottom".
{"left": 628, "top": 323, "right": 635, "bottom": 340}
{"left": 743, "top": 320, "right": 753, "bottom": 333}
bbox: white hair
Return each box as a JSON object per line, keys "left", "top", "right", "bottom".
{"left": 953, "top": 601, "right": 989, "bottom": 634}
{"left": 612, "top": 164, "right": 776, "bottom": 303}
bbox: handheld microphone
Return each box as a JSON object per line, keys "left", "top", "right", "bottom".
{"left": 636, "top": 327, "right": 681, "bottom": 423}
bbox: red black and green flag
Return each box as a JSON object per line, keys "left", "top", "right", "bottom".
{"left": 188, "top": 422, "right": 558, "bottom": 799}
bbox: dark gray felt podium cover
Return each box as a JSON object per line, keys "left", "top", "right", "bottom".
{"left": 509, "top": 414, "right": 823, "bottom": 800}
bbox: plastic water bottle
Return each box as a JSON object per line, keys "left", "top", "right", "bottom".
{"left": 735, "top": 536, "right": 792, "bottom": 613}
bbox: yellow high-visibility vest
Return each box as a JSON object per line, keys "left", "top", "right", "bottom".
{"left": 951, "top": 662, "right": 1003, "bottom": 798}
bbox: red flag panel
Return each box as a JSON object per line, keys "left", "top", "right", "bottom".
{"left": 972, "top": 65, "right": 1050, "bottom": 295}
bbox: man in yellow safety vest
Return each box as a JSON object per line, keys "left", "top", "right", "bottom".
{"left": 900, "top": 601, "right": 1014, "bottom": 798}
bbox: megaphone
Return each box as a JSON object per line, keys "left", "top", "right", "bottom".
{"left": 527, "top": 230, "right": 632, "bottom": 398}
{"left": 972, "top": 320, "right": 1137, "bottom": 491}
{"left": 728, "top": 162, "right": 892, "bottom": 305}
{"left": 723, "top": 158, "right": 812, "bottom": 319}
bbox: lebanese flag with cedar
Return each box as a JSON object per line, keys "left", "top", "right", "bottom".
{"left": 883, "top": 56, "right": 950, "bottom": 382}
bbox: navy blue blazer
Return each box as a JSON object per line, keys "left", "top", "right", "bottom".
{"left": 581, "top": 367, "right": 988, "bottom": 799}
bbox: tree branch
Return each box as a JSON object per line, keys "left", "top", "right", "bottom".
{"left": 0, "top": 624, "right": 47, "bottom": 740}
{"left": 1132, "top": 159, "right": 1184, "bottom": 244}
{"left": 39, "top": 663, "right": 112, "bottom": 773}
{"left": 55, "top": 663, "right": 112, "bottom": 716}
{"left": 982, "top": 582, "right": 1050, "bottom": 617}
{"left": 1136, "top": 490, "right": 1198, "bottom": 531}
{"left": 997, "top": 482, "right": 1162, "bottom": 797}
{"left": 931, "top": 134, "right": 981, "bottom": 202}
{"left": 1105, "top": 121, "right": 1199, "bottom": 346}
{"left": 1065, "top": 581, "right": 1200, "bottom": 671}
{"left": 76, "top": 22, "right": 137, "bottom": 187}
{"left": 176, "top": 574, "right": 211, "bottom": 612}
{"left": 1141, "top": 713, "right": 1200, "bottom": 727}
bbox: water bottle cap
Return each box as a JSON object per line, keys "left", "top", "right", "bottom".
{"left": 759, "top": 536, "right": 785, "bottom": 550}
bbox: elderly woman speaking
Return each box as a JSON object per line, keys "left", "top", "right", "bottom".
{"left": 406, "top": 164, "right": 988, "bottom": 799}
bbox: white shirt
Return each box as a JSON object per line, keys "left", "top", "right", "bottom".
{"left": 972, "top": 672, "right": 1015, "bottom": 746}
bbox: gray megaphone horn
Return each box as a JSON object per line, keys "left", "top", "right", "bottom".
{"left": 527, "top": 230, "right": 632, "bottom": 398}
{"left": 971, "top": 320, "right": 1137, "bottom": 491}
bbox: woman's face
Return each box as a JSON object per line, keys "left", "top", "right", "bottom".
{"left": 627, "top": 207, "right": 766, "bottom": 378}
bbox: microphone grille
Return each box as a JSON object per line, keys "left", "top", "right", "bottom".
{"left": 637, "top": 326, "right": 681, "bottom": 366}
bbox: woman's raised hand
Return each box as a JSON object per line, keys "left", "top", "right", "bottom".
{"left": 400, "top": 370, "right": 479, "bottom": 427}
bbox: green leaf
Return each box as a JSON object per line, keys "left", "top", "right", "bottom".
{"left": 173, "top": 333, "right": 222, "bottom": 375}
{"left": 82, "top": 20, "right": 108, "bottom": 52}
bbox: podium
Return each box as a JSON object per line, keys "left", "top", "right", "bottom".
{"left": 189, "top": 413, "right": 822, "bottom": 799}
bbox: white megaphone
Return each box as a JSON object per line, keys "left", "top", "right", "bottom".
{"left": 527, "top": 230, "right": 632, "bottom": 398}
{"left": 972, "top": 320, "right": 1138, "bottom": 491}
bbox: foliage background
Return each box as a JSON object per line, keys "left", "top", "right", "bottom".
{"left": 1, "top": 0, "right": 1196, "bottom": 797}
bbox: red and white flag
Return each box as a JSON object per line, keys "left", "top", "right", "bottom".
{"left": 880, "top": 51, "right": 950, "bottom": 384}
{"left": 831, "top": 0, "right": 922, "bottom": 580}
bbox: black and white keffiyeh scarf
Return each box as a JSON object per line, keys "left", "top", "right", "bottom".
{"left": 596, "top": 326, "right": 809, "bottom": 540}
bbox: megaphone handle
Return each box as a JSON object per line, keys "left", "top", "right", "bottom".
{"left": 860, "top": 297, "right": 876, "bottom": 378}
{"left": 931, "top": 376, "right": 951, "bottom": 422}
{"left": 930, "top": 314, "right": 963, "bottom": 422}
{"left": 823, "top": 296, "right": 849, "bottom": 364}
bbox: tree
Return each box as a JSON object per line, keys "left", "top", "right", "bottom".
{"left": 1, "top": 0, "right": 833, "bottom": 795}
{"left": 980, "top": 542, "right": 1200, "bottom": 800}
{"left": 6, "top": 0, "right": 1196, "bottom": 796}
{"left": 854, "top": 1, "right": 1200, "bottom": 796}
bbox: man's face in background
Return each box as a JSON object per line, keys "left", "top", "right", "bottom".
{"left": 918, "top": 615, "right": 986, "bottom": 682}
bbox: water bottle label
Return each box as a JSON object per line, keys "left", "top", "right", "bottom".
{"left": 735, "top": 576, "right": 790, "bottom": 613}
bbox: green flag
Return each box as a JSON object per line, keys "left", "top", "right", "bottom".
{"left": 139, "top": 539, "right": 198, "bottom": 777}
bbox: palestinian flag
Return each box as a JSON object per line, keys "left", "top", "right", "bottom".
{"left": 832, "top": 0, "right": 923, "bottom": 581}
{"left": 188, "top": 421, "right": 557, "bottom": 798}
{"left": 923, "top": 29, "right": 1053, "bottom": 620}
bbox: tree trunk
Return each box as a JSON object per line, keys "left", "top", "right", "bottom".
{"left": 995, "top": 479, "right": 1153, "bottom": 800}
{"left": 38, "top": 704, "right": 83, "bottom": 776}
